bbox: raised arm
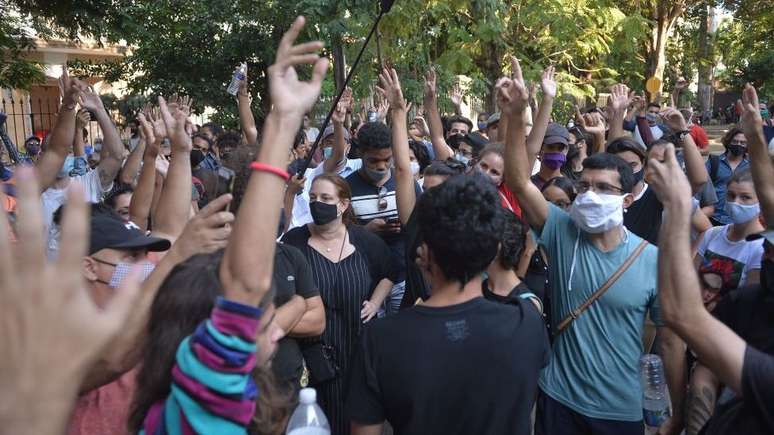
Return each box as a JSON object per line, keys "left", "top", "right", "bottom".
{"left": 659, "top": 107, "right": 708, "bottom": 194}
{"left": 584, "top": 112, "right": 607, "bottom": 155}
{"left": 738, "top": 84, "right": 774, "bottom": 225}
{"left": 501, "top": 57, "right": 549, "bottom": 231}
{"left": 0, "top": 167, "right": 141, "bottom": 434}
{"left": 376, "top": 67, "right": 414, "bottom": 225}
{"left": 130, "top": 112, "right": 159, "bottom": 230}
{"left": 220, "top": 16, "right": 327, "bottom": 298}
{"left": 323, "top": 87, "right": 352, "bottom": 174}
{"left": 80, "top": 194, "right": 235, "bottom": 393}
{"left": 648, "top": 143, "right": 746, "bottom": 395}
{"left": 525, "top": 65, "right": 556, "bottom": 166}
{"left": 423, "top": 68, "right": 453, "bottom": 161}
{"left": 449, "top": 84, "right": 463, "bottom": 116}
{"left": 119, "top": 123, "right": 146, "bottom": 185}
{"left": 606, "top": 84, "right": 629, "bottom": 143}
{"left": 36, "top": 69, "right": 79, "bottom": 191}
{"left": 237, "top": 67, "right": 259, "bottom": 145}
{"left": 79, "top": 86, "right": 123, "bottom": 189}
{"left": 151, "top": 96, "right": 193, "bottom": 242}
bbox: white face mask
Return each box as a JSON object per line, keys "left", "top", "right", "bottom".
{"left": 410, "top": 161, "right": 421, "bottom": 176}
{"left": 569, "top": 191, "right": 627, "bottom": 234}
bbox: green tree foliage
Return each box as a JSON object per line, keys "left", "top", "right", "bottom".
{"left": 0, "top": 4, "right": 45, "bottom": 90}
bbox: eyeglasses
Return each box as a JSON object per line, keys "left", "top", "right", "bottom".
{"left": 377, "top": 185, "right": 389, "bottom": 211}
{"left": 575, "top": 181, "right": 623, "bottom": 195}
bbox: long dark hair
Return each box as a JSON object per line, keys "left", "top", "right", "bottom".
{"left": 128, "top": 251, "right": 290, "bottom": 434}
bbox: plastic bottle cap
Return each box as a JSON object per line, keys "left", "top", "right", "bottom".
{"left": 299, "top": 388, "right": 317, "bottom": 405}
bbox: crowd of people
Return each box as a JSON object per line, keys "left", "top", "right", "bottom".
{"left": 1, "top": 14, "right": 774, "bottom": 435}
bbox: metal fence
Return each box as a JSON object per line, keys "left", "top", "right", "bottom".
{"left": 1, "top": 89, "right": 105, "bottom": 158}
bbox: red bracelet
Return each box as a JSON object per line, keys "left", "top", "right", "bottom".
{"left": 250, "top": 162, "right": 290, "bottom": 182}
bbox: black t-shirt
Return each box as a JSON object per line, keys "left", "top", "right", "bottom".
{"left": 271, "top": 243, "right": 319, "bottom": 385}
{"left": 345, "top": 170, "right": 422, "bottom": 282}
{"left": 701, "top": 286, "right": 774, "bottom": 435}
{"left": 624, "top": 185, "right": 663, "bottom": 245}
{"left": 400, "top": 210, "right": 429, "bottom": 309}
{"left": 347, "top": 297, "right": 550, "bottom": 435}
{"left": 703, "top": 346, "right": 774, "bottom": 435}
{"left": 482, "top": 279, "right": 543, "bottom": 312}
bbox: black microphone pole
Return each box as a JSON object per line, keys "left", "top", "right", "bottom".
{"left": 297, "top": 0, "right": 396, "bottom": 176}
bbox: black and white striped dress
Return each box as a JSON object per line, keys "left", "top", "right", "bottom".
{"left": 282, "top": 224, "right": 398, "bottom": 435}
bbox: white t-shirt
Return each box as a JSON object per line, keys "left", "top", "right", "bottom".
{"left": 289, "top": 158, "right": 363, "bottom": 230}
{"left": 697, "top": 224, "right": 764, "bottom": 290}
{"left": 43, "top": 170, "right": 110, "bottom": 259}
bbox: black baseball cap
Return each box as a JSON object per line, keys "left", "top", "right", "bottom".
{"left": 544, "top": 123, "right": 570, "bottom": 147}
{"left": 89, "top": 216, "right": 171, "bottom": 255}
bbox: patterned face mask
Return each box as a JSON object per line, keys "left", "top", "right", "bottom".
{"left": 94, "top": 259, "right": 155, "bottom": 288}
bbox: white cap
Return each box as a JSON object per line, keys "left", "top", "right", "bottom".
{"left": 299, "top": 388, "right": 317, "bottom": 405}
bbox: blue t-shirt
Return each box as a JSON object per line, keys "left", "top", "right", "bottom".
{"left": 537, "top": 204, "right": 661, "bottom": 421}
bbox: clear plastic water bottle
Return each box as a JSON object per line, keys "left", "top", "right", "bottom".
{"left": 227, "top": 62, "right": 247, "bottom": 96}
{"left": 286, "top": 388, "right": 330, "bottom": 435}
{"left": 640, "top": 354, "right": 671, "bottom": 428}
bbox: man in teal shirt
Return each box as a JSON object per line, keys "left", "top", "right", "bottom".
{"left": 498, "top": 66, "right": 683, "bottom": 434}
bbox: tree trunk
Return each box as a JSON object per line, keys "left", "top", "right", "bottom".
{"left": 696, "top": 3, "right": 715, "bottom": 116}
{"left": 645, "top": 2, "right": 686, "bottom": 102}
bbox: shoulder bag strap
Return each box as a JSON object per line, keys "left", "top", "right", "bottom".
{"left": 556, "top": 239, "right": 649, "bottom": 335}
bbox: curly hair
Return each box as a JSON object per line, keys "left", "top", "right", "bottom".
{"left": 357, "top": 121, "right": 392, "bottom": 151}
{"left": 721, "top": 127, "right": 745, "bottom": 149}
{"left": 417, "top": 173, "right": 505, "bottom": 285}
{"left": 498, "top": 210, "right": 528, "bottom": 270}
{"left": 408, "top": 140, "right": 431, "bottom": 173}
{"left": 216, "top": 130, "right": 243, "bottom": 152}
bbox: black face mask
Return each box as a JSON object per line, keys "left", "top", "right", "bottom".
{"left": 727, "top": 144, "right": 746, "bottom": 157}
{"left": 632, "top": 168, "right": 644, "bottom": 185}
{"left": 310, "top": 201, "right": 338, "bottom": 226}
{"left": 190, "top": 149, "right": 205, "bottom": 168}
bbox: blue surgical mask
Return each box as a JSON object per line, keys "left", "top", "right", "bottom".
{"left": 646, "top": 113, "right": 659, "bottom": 125}
{"left": 724, "top": 201, "right": 760, "bottom": 224}
{"left": 323, "top": 147, "right": 333, "bottom": 159}
{"left": 478, "top": 122, "right": 487, "bottom": 131}
{"left": 455, "top": 152, "right": 470, "bottom": 166}
{"left": 95, "top": 259, "right": 156, "bottom": 289}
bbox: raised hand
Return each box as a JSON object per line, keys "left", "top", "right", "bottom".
{"left": 172, "top": 194, "right": 234, "bottom": 259}
{"left": 58, "top": 67, "right": 81, "bottom": 108}
{"left": 645, "top": 142, "right": 692, "bottom": 208}
{"left": 737, "top": 83, "right": 763, "bottom": 138}
{"left": 146, "top": 106, "right": 168, "bottom": 144}
{"left": 540, "top": 65, "right": 557, "bottom": 99}
{"left": 376, "top": 67, "right": 407, "bottom": 112}
{"left": 376, "top": 96, "right": 389, "bottom": 122}
{"left": 158, "top": 95, "right": 192, "bottom": 152}
{"left": 331, "top": 87, "right": 352, "bottom": 125}
{"left": 450, "top": 84, "right": 463, "bottom": 108}
{"left": 583, "top": 112, "right": 606, "bottom": 135}
{"left": 136, "top": 112, "right": 158, "bottom": 152}
{"left": 75, "top": 109, "right": 91, "bottom": 128}
{"left": 286, "top": 174, "right": 306, "bottom": 197}
{"left": 77, "top": 85, "right": 106, "bottom": 113}
{"left": 268, "top": 16, "right": 328, "bottom": 117}
{"left": 607, "top": 83, "right": 630, "bottom": 114}
{"left": 0, "top": 168, "right": 141, "bottom": 430}
{"left": 423, "top": 67, "right": 437, "bottom": 103}
{"left": 574, "top": 105, "right": 586, "bottom": 127}
{"left": 497, "top": 56, "right": 529, "bottom": 116}
{"left": 659, "top": 107, "right": 688, "bottom": 132}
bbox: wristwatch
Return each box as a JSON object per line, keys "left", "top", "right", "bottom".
{"left": 678, "top": 130, "right": 690, "bottom": 143}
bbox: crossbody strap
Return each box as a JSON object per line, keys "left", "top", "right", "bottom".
{"left": 556, "top": 239, "right": 649, "bottom": 335}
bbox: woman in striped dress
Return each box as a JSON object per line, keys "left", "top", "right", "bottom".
{"left": 283, "top": 173, "right": 397, "bottom": 435}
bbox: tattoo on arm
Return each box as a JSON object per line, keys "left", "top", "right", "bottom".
{"left": 686, "top": 385, "right": 716, "bottom": 435}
